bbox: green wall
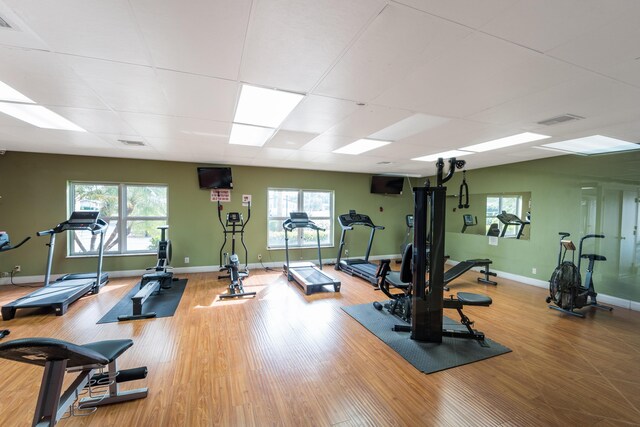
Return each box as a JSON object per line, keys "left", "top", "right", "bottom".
{"left": 442, "top": 151, "right": 640, "bottom": 302}
{"left": 0, "top": 151, "right": 413, "bottom": 277}
{"left": 1, "top": 150, "right": 638, "bottom": 303}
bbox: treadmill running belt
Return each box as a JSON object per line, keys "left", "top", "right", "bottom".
{"left": 295, "top": 266, "right": 333, "bottom": 283}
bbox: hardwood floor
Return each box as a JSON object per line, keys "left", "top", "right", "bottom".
{"left": 0, "top": 267, "right": 639, "bottom": 426}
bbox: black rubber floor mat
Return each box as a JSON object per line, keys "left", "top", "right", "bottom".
{"left": 97, "top": 279, "right": 187, "bottom": 324}
{"left": 342, "top": 301, "right": 511, "bottom": 374}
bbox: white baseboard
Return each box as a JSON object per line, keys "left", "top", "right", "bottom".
{"left": 447, "top": 259, "right": 639, "bottom": 311}
{"left": 4, "top": 257, "right": 637, "bottom": 312}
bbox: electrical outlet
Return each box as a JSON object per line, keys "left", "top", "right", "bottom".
{"left": 258, "top": 254, "right": 262, "bottom": 260}
{"left": 532, "top": 267, "right": 537, "bottom": 274}
{"left": 0, "top": 272, "right": 9, "bottom": 278}
{"left": 184, "top": 257, "right": 190, "bottom": 264}
{"left": 13, "top": 265, "right": 21, "bottom": 273}
{"left": 345, "top": 249, "right": 349, "bottom": 256}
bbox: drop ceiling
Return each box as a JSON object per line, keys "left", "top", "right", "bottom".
{"left": 0, "top": 0, "right": 639, "bottom": 177}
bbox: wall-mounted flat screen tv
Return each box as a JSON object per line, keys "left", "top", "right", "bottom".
{"left": 197, "top": 167, "right": 233, "bottom": 189}
{"left": 370, "top": 175, "right": 404, "bottom": 195}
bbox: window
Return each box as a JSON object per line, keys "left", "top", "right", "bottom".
{"left": 267, "top": 188, "right": 334, "bottom": 249}
{"left": 69, "top": 182, "right": 168, "bottom": 256}
{"left": 486, "top": 195, "right": 522, "bottom": 237}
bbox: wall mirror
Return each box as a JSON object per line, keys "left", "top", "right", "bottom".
{"left": 447, "top": 192, "right": 531, "bottom": 240}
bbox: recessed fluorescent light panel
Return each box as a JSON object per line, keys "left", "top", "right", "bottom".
{"left": 462, "top": 132, "right": 550, "bottom": 152}
{"left": 233, "top": 84, "right": 305, "bottom": 128}
{"left": 369, "top": 113, "right": 450, "bottom": 141}
{"left": 229, "top": 123, "right": 275, "bottom": 147}
{"left": 0, "top": 102, "right": 86, "bottom": 131}
{"left": 0, "top": 80, "right": 34, "bottom": 103}
{"left": 412, "top": 150, "right": 472, "bottom": 162}
{"left": 540, "top": 135, "right": 640, "bottom": 155}
{"left": 332, "top": 139, "right": 391, "bottom": 155}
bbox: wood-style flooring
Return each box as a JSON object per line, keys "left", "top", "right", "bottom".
{"left": 0, "top": 266, "right": 639, "bottom": 426}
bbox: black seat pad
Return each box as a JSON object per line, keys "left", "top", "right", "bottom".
{"left": 0, "top": 338, "right": 132, "bottom": 367}
{"left": 581, "top": 254, "right": 606, "bottom": 261}
{"left": 385, "top": 271, "right": 410, "bottom": 290}
{"left": 457, "top": 292, "right": 492, "bottom": 306}
{"left": 83, "top": 339, "right": 134, "bottom": 363}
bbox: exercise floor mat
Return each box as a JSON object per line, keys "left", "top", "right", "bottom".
{"left": 97, "top": 279, "right": 188, "bottom": 324}
{"left": 342, "top": 301, "right": 511, "bottom": 374}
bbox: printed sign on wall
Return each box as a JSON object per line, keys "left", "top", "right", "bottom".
{"left": 211, "top": 189, "right": 231, "bottom": 202}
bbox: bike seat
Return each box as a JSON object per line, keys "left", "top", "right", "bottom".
{"left": 581, "top": 254, "right": 606, "bottom": 261}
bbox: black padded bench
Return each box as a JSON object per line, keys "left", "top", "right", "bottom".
{"left": 0, "top": 337, "right": 148, "bottom": 426}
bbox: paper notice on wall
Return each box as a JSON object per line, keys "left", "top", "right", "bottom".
{"left": 211, "top": 189, "right": 231, "bottom": 202}
{"left": 488, "top": 236, "right": 498, "bottom": 246}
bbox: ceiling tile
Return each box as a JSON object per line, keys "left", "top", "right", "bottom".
{"left": 0, "top": 47, "right": 107, "bottom": 109}
{"left": 280, "top": 95, "right": 360, "bottom": 134}
{"left": 157, "top": 69, "right": 238, "bottom": 121}
{"left": 267, "top": 130, "right": 318, "bottom": 149}
{"left": 394, "top": 0, "right": 514, "bottom": 28}
{"left": 119, "top": 113, "right": 231, "bottom": 141}
{"left": 240, "top": 0, "right": 387, "bottom": 92}
{"left": 131, "top": 0, "right": 252, "bottom": 79}
{"left": 64, "top": 57, "right": 169, "bottom": 114}
{"left": 315, "top": 2, "right": 472, "bottom": 102}
{"left": 480, "top": 0, "right": 636, "bottom": 53}
{"left": 5, "top": 0, "right": 151, "bottom": 65}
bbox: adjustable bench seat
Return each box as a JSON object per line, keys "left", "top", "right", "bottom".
{"left": 0, "top": 337, "right": 148, "bottom": 426}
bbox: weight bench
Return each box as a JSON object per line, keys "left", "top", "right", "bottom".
{"left": 0, "top": 337, "right": 148, "bottom": 426}
{"left": 442, "top": 258, "right": 497, "bottom": 290}
{"left": 374, "top": 244, "right": 492, "bottom": 343}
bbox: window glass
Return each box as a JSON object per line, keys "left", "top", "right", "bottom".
{"left": 69, "top": 182, "right": 168, "bottom": 256}
{"left": 267, "top": 188, "right": 334, "bottom": 248}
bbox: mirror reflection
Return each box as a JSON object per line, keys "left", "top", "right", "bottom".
{"left": 448, "top": 192, "right": 531, "bottom": 240}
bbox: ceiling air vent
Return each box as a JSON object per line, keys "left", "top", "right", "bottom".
{"left": 0, "top": 15, "right": 12, "bottom": 29}
{"left": 118, "top": 139, "right": 145, "bottom": 147}
{"left": 537, "top": 114, "right": 584, "bottom": 126}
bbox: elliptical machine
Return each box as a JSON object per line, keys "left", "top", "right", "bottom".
{"left": 118, "top": 225, "right": 174, "bottom": 321}
{"left": 546, "top": 232, "right": 612, "bottom": 317}
{"left": 217, "top": 201, "right": 255, "bottom": 299}
{"left": 0, "top": 232, "right": 30, "bottom": 339}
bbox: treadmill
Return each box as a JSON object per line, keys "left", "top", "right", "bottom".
{"left": 283, "top": 212, "right": 340, "bottom": 295}
{"left": 2, "top": 211, "right": 108, "bottom": 320}
{"left": 335, "top": 210, "right": 384, "bottom": 286}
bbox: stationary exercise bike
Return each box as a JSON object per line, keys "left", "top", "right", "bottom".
{"left": 546, "top": 232, "right": 612, "bottom": 317}
{"left": 217, "top": 201, "right": 255, "bottom": 299}
{"left": 118, "top": 225, "right": 174, "bottom": 321}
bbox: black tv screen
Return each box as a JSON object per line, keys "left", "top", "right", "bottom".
{"left": 197, "top": 167, "right": 233, "bottom": 189}
{"left": 370, "top": 175, "right": 404, "bottom": 195}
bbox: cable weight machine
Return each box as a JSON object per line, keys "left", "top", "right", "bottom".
{"left": 410, "top": 158, "right": 493, "bottom": 343}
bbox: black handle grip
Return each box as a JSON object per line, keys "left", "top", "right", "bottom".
{"left": 584, "top": 234, "right": 605, "bottom": 239}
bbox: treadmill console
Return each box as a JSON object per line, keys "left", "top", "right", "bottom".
{"left": 290, "top": 212, "right": 309, "bottom": 223}
{"left": 68, "top": 211, "right": 100, "bottom": 225}
{"left": 338, "top": 211, "right": 376, "bottom": 227}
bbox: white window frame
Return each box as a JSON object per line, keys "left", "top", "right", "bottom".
{"left": 68, "top": 182, "right": 168, "bottom": 256}
{"left": 267, "top": 188, "right": 334, "bottom": 249}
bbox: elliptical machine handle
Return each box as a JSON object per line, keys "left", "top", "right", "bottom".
{"left": 558, "top": 232, "right": 570, "bottom": 238}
